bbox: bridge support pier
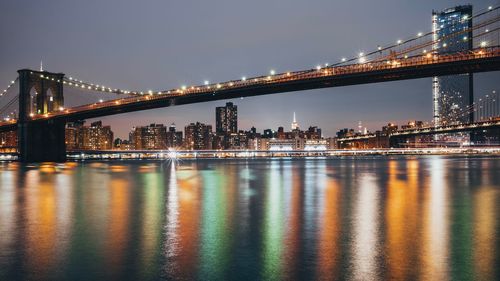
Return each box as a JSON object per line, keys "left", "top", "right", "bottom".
{"left": 18, "top": 120, "right": 66, "bottom": 163}
{"left": 17, "top": 69, "right": 66, "bottom": 162}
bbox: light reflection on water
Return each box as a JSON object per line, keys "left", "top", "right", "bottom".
{"left": 0, "top": 156, "right": 499, "bottom": 281}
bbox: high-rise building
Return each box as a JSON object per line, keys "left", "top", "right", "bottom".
{"left": 184, "top": 122, "right": 212, "bottom": 150}
{"left": 130, "top": 123, "right": 167, "bottom": 150}
{"left": 166, "top": 123, "right": 183, "bottom": 148}
{"left": 216, "top": 102, "right": 238, "bottom": 134}
{"left": 432, "top": 5, "right": 473, "bottom": 125}
{"left": 81, "top": 121, "right": 114, "bottom": 150}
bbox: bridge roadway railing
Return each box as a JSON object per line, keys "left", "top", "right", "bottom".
{"left": 391, "top": 118, "right": 500, "bottom": 136}
{"left": 337, "top": 119, "right": 500, "bottom": 142}
{"left": 18, "top": 46, "right": 499, "bottom": 122}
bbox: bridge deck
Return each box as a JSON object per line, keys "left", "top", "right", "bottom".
{"left": 0, "top": 47, "right": 499, "bottom": 130}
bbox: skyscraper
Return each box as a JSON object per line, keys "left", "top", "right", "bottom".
{"left": 216, "top": 102, "right": 238, "bottom": 134}
{"left": 432, "top": 5, "right": 473, "bottom": 126}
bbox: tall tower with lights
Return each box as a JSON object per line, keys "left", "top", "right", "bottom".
{"left": 432, "top": 5, "right": 473, "bottom": 126}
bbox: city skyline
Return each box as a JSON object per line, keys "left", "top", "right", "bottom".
{"left": 0, "top": 0, "right": 497, "bottom": 138}
{"left": 1, "top": 2, "right": 500, "bottom": 280}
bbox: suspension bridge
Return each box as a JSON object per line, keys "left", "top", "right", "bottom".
{"left": 1, "top": 5, "right": 500, "bottom": 162}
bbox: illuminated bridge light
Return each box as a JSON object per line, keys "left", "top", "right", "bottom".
{"left": 270, "top": 70, "right": 276, "bottom": 75}
{"left": 241, "top": 76, "right": 246, "bottom": 81}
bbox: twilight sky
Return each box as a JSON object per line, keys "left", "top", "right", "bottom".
{"left": 0, "top": 0, "right": 498, "bottom": 138}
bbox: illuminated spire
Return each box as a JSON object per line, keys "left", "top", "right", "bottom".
{"left": 291, "top": 112, "right": 299, "bottom": 130}
{"left": 40, "top": 60, "right": 43, "bottom": 72}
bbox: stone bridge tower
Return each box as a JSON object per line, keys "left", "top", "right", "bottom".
{"left": 17, "top": 69, "right": 66, "bottom": 162}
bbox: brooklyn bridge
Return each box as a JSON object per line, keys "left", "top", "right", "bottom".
{"left": 1, "top": 5, "right": 500, "bottom": 162}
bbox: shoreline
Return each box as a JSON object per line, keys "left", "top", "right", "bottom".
{"left": 1, "top": 147, "right": 500, "bottom": 161}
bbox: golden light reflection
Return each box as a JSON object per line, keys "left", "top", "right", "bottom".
{"left": 316, "top": 167, "right": 341, "bottom": 279}
{"left": 105, "top": 177, "right": 131, "bottom": 276}
{"left": 421, "top": 157, "right": 449, "bottom": 280}
{"left": 175, "top": 165, "right": 202, "bottom": 279}
{"left": 109, "top": 165, "right": 129, "bottom": 173}
{"left": 25, "top": 170, "right": 57, "bottom": 277}
{"left": 473, "top": 188, "right": 497, "bottom": 280}
{"left": 54, "top": 173, "right": 74, "bottom": 262}
{"left": 0, "top": 166, "right": 16, "bottom": 248}
{"left": 385, "top": 159, "right": 420, "bottom": 280}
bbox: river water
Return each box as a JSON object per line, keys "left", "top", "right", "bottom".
{"left": 0, "top": 156, "right": 499, "bottom": 281}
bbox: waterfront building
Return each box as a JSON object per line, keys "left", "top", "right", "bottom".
{"left": 130, "top": 123, "right": 167, "bottom": 150}
{"left": 432, "top": 5, "right": 473, "bottom": 125}
{"left": 114, "top": 138, "right": 133, "bottom": 150}
{"left": 81, "top": 121, "right": 114, "bottom": 150}
{"left": 227, "top": 132, "right": 248, "bottom": 150}
{"left": 166, "top": 123, "right": 183, "bottom": 148}
{"left": 0, "top": 131, "right": 17, "bottom": 152}
{"left": 268, "top": 139, "right": 300, "bottom": 151}
{"left": 184, "top": 122, "right": 213, "bottom": 150}
{"left": 382, "top": 123, "right": 398, "bottom": 135}
{"left": 262, "top": 129, "right": 275, "bottom": 139}
{"left": 305, "top": 126, "right": 322, "bottom": 139}
{"left": 304, "top": 139, "right": 328, "bottom": 151}
{"left": 65, "top": 121, "right": 84, "bottom": 150}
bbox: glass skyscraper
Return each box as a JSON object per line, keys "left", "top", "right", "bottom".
{"left": 432, "top": 5, "right": 473, "bottom": 126}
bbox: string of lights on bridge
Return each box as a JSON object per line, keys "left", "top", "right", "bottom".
{"left": 46, "top": 4, "right": 498, "bottom": 100}
{"left": 0, "top": 78, "right": 18, "bottom": 97}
